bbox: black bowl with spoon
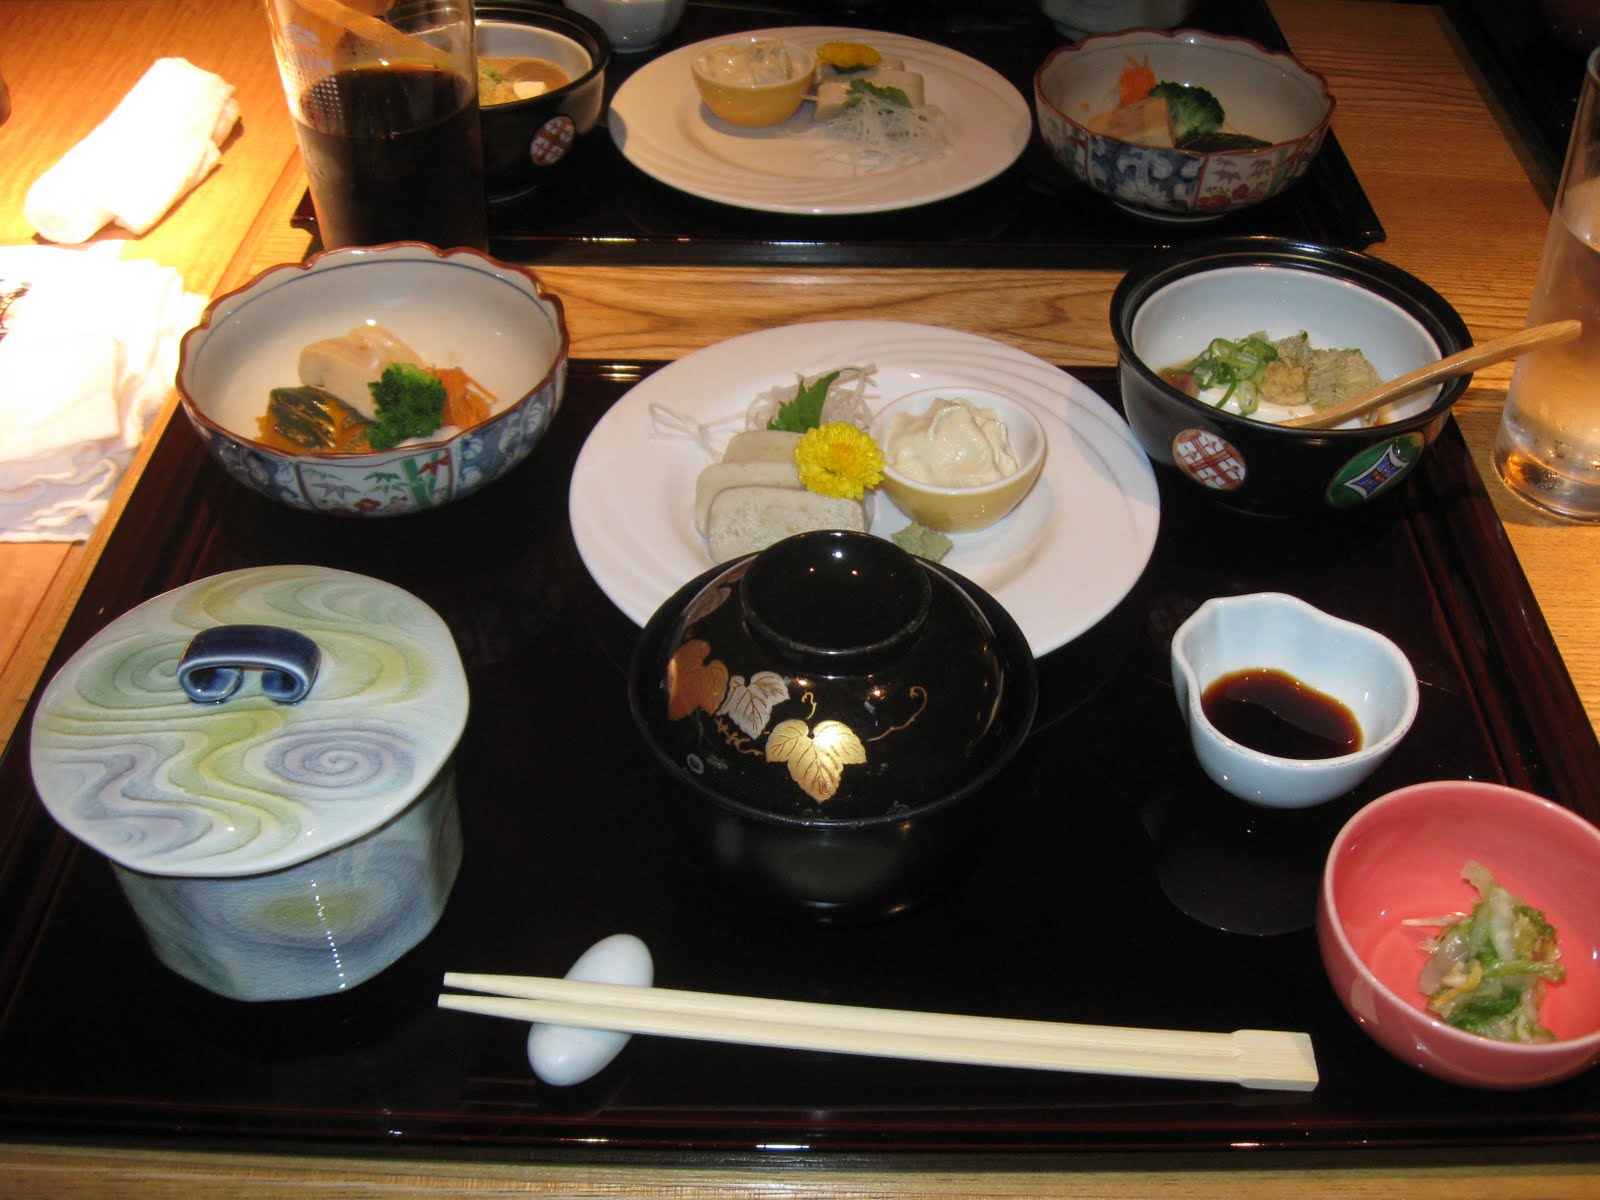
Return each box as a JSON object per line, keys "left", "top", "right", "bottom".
{"left": 1113, "top": 237, "right": 1478, "bottom": 517}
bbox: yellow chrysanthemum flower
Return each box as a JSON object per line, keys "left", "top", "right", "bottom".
{"left": 815, "top": 41, "right": 882, "bottom": 72}
{"left": 794, "top": 423, "right": 885, "bottom": 500}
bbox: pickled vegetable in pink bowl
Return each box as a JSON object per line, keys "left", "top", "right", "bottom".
{"left": 1318, "top": 780, "right": 1600, "bottom": 1089}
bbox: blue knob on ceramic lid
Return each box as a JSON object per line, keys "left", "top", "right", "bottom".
{"left": 178, "top": 623, "right": 321, "bottom": 704}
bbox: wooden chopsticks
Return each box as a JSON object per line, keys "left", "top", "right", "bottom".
{"left": 438, "top": 972, "right": 1318, "bottom": 1092}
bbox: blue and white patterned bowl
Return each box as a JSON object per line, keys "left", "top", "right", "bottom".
{"left": 30, "top": 566, "right": 469, "bottom": 1000}
{"left": 177, "top": 243, "right": 568, "bottom": 516}
{"left": 1033, "top": 29, "right": 1333, "bottom": 221}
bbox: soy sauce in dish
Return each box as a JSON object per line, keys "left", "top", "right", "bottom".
{"left": 296, "top": 64, "right": 486, "bottom": 251}
{"left": 1201, "top": 668, "right": 1361, "bottom": 760}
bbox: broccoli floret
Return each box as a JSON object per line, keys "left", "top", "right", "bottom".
{"left": 1149, "top": 81, "right": 1225, "bottom": 146}
{"left": 366, "top": 362, "right": 445, "bottom": 450}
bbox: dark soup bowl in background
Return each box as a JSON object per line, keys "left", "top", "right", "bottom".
{"left": 477, "top": 0, "right": 611, "bottom": 203}
{"left": 1111, "top": 236, "right": 1472, "bottom": 518}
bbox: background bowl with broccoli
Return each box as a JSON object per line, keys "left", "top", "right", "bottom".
{"left": 1034, "top": 28, "right": 1334, "bottom": 221}
{"left": 177, "top": 243, "right": 569, "bottom": 517}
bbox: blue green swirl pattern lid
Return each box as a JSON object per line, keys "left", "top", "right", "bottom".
{"left": 30, "top": 565, "right": 468, "bottom": 877}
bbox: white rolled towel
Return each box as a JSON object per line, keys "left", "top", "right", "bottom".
{"left": 0, "top": 244, "right": 208, "bottom": 540}
{"left": 24, "top": 58, "right": 240, "bottom": 244}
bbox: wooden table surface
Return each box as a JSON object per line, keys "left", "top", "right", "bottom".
{"left": 1, "top": 1, "right": 1598, "bottom": 1195}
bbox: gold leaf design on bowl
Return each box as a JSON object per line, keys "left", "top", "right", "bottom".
{"left": 766, "top": 718, "right": 867, "bottom": 803}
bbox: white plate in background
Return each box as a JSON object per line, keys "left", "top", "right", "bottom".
{"left": 607, "top": 27, "right": 1032, "bottom": 215}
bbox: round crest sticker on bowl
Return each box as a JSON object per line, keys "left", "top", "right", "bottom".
{"left": 1172, "top": 428, "right": 1246, "bottom": 492}
{"left": 529, "top": 114, "right": 576, "bottom": 167}
{"left": 1326, "top": 433, "right": 1424, "bottom": 508}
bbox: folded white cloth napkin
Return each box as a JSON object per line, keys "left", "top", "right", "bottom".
{"left": 24, "top": 58, "right": 240, "bottom": 245}
{"left": 0, "top": 244, "right": 207, "bottom": 541}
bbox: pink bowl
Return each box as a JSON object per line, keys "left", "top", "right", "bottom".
{"left": 1318, "top": 780, "right": 1600, "bottom": 1089}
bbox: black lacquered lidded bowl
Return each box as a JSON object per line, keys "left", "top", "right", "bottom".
{"left": 628, "top": 531, "right": 1038, "bottom": 921}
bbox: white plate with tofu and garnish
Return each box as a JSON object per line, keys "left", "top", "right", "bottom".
{"left": 569, "top": 321, "right": 1161, "bottom": 659}
{"left": 607, "top": 26, "right": 1032, "bottom": 215}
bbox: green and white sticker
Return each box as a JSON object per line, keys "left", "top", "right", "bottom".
{"left": 1326, "top": 434, "right": 1424, "bottom": 508}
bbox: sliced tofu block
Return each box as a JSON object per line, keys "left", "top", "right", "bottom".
{"left": 706, "top": 485, "right": 868, "bottom": 563}
{"left": 813, "top": 67, "right": 925, "bottom": 121}
{"left": 693, "top": 459, "right": 801, "bottom": 535}
{"left": 723, "top": 429, "right": 803, "bottom": 463}
{"left": 297, "top": 327, "right": 424, "bottom": 419}
{"left": 1084, "top": 95, "right": 1173, "bottom": 147}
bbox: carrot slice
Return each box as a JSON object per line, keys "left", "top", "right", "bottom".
{"left": 435, "top": 365, "right": 495, "bottom": 430}
{"left": 1117, "top": 54, "right": 1157, "bottom": 107}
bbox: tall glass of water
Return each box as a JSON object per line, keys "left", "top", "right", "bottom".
{"left": 1493, "top": 46, "right": 1600, "bottom": 520}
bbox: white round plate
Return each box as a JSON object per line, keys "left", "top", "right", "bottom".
{"left": 607, "top": 26, "right": 1032, "bottom": 215}
{"left": 569, "top": 321, "right": 1161, "bottom": 658}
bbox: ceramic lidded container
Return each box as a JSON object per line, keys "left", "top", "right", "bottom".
{"left": 29, "top": 565, "right": 469, "bottom": 1001}
{"left": 628, "top": 530, "right": 1039, "bottom": 922}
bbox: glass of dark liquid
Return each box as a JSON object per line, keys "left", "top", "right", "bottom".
{"left": 266, "top": 0, "right": 487, "bottom": 250}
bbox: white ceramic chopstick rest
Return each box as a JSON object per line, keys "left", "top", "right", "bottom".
{"left": 525, "top": 934, "right": 653, "bottom": 1086}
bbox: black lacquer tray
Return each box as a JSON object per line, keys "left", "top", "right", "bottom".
{"left": 2, "top": 361, "right": 1598, "bottom": 1162}
{"left": 293, "top": 0, "right": 1385, "bottom": 268}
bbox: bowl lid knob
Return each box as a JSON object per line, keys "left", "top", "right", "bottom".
{"left": 739, "top": 531, "right": 931, "bottom": 674}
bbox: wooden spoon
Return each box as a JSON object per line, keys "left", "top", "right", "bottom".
{"left": 1279, "top": 319, "right": 1581, "bottom": 430}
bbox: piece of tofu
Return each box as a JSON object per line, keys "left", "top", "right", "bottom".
{"left": 813, "top": 66, "right": 926, "bottom": 122}
{"left": 723, "top": 429, "right": 802, "bottom": 463}
{"left": 706, "top": 485, "right": 868, "bottom": 563}
{"left": 866, "top": 68, "right": 924, "bottom": 109}
{"left": 693, "top": 459, "right": 802, "bottom": 535}
{"left": 813, "top": 79, "right": 854, "bottom": 123}
{"left": 297, "top": 327, "right": 424, "bottom": 419}
{"left": 1083, "top": 95, "right": 1173, "bottom": 147}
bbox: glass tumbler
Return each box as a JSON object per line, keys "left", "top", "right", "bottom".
{"left": 1493, "top": 45, "right": 1600, "bottom": 520}
{"left": 264, "top": 0, "right": 487, "bottom": 250}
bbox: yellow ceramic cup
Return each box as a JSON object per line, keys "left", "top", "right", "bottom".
{"left": 871, "top": 386, "right": 1048, "bottom": 533}
{"left": 691, "top": 38, "right": 815, "bottom": 128}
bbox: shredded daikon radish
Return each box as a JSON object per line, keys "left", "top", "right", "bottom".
{"left": 650, "top": 403, "right": 744, "bottom": 459}
{"left": 817, "top": 97, "right": 948, "bottom": 175}
{"left": 745, "top": 365, "right": 877, "bottom": 432}
{"left": 648, "top": 365, "right": 878, "bottom": 460}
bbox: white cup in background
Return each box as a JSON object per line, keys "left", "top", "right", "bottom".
{"left": 1039, "top": 0, "right": 1195, "bottom": 37}
{"left": 563, "top": 0, "right": 685, "bottom": 53}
